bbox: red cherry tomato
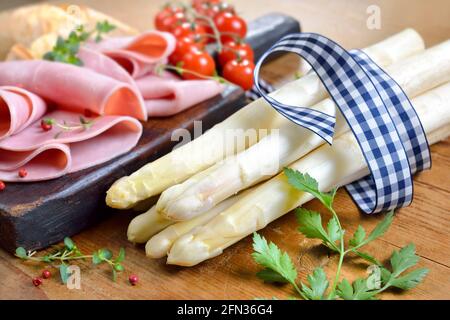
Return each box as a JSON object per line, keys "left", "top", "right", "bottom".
{"left": 222, "top": 58, "right": 255, "bottom": 91}
{"left": 194, "top": 18, "right": 214, "bottom": 44}
{"left": 209, "top": 2, "right": 236, "bottom": 17}
{"left": 157, "top": 11, "right": 187, "bottom": 32}
{"left": 192, "top": 0, "right": 221, "bottom": 15}
{"left": 154, "top": 6, "right": 185, "bottom": 31}
{"left": 169, "top": 37, "right": 204, "bottom": 64}
{"left": 180, "top": 50, "right": 216, "bottom": 80}
{"left": 218, "top": 41, "right": 254, "bottom": 67}
{"left": 172, "top": 22, "right": 207, "bottom": 45}
{"left": 214, "top": 12, "right": 247, "bottom": 43}
{"left": 194, "top": 3, "right": 236, "bottom": 44}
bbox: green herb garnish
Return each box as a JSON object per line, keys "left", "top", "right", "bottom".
{"left": 43, "top": 116, "right": 95, "bottom": 139}
{"left": 252, "top": 168, "right": 428, "bottom": 300}
{"left": 94, "top": 20, "right": 117, "bottom": 42}
{"left": 43, "top": 21, "right": 116, "bottom": 66}
{"left": 16, "top": 237, "right": 125, "bottom": 283}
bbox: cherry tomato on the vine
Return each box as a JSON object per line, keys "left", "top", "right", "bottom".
{"left": 179, "top": 50, "right": 216, "bottom": 80}
{"left": 204, "top": 2, "right": 236, "bottom": 18}
{"left": 169, "top": 37, "right": 205, "bottom": 65}
{"left": 192, "top": 0, "right": 221, "bottom": 15}
{"left": 222, "top": 58, "right": 255, "bottom": 91}
{"left": 172, "top": 22, "right": 208, "bottom": 45}
{"left": 155, "top": 5, "right": 185, "bottom": 31}
{"left": 156, "top": 11, "right": 187, "bottom": 32}
{"left": 214, "top": 12, "right": 247, "bottom": 43}
{"left": 194, "top": 18, "right": 215, "bottom": 44}
{"left": 218, "top": 40, "right": 254, "bottom": 67}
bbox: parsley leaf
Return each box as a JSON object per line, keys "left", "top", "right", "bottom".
{"left": 352, "top": 250, "right": 382, "bottom": 266}
{"left": 300, "top": 267, "right": 329, "bottom": 300}
{"left": 349, "top": 225, "right": 366, "bottom": 247}
{"left": 44, "top": 21, "right": 116, "bottom": 65}
{"left": 43, "top": 34, "right": 84, "bottom": 66}
{"left": 115, "top": 247, "right": 126, "bottom": 264}
{"left": 98, "top": 248, "right": 113, "bottom": 261}
{"left": 295, "top": 208, "right": 329, "bottom": 242}
{"left": 256, "top": 268, "right": 291, "bottom": 283}
{"left": 382, "top": 244, "right": 428, "bottom": 290}
{"left": 252, "top": 233, "right": 297, "bottom": 285}
{"left": 389, "top": 268, "right": 429, "bottom": 290}
{"left": 295, "top": 208, "right": 339, "bottom": 251}
{"left": 337, "top": 278, "right": 377, "bottom": 300}
{"left": 284, "top": 168, "right": 336, "bottom": 210}
{"left": 327, "top": 216, "right": 342, "bottom": 243}
{"left": 15, "top": 247, "right": 28, "bottom": 260}
{"left": 64, "top": 237, "right": 75, "bottom": 251}
{"left": 95, "top": 20, "right": 117, "bottom": 42}
{"left": 59, "top": 264, "right": 69, "bottom": 284}
{"left": 390, "top": 243, "right": 419, "bottom": 276}
{"left": 366, "top": 211, "right": 394, "bottom": 243}
{"left": 348, "top": 211, "right": 394, "bottom": 251}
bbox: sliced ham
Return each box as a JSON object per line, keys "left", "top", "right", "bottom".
{"left": 0, "top": 60, "right": 147, "bottom": 120}
{"left": 4, "top": 30, "right": 225, "bottom": 120}
{"left": 83, "top": 31, "right": 225, "bottom": 116}
{"left": 85, "top": 31, "right": 176, "bottom": 79}
{"left": 78, "top": 47, "right": 137, "bottom": 86}
{"left": 0, "top": 30, "right": 225, "bottom": 182}
{"left": 0, "top": 109, "right": 142, "bottom": 182}
{"left": 0, "top": 86, "right": 46, "bottom": 140}
{"left": 0, "top": 144, "right": 71, "bottom": 182}
{"left": 136, "top": 75, "right": 225, "bottom": 117}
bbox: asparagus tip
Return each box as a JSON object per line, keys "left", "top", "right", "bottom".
{"left": 167, "top": 233, "right": 216, "bottom": 267}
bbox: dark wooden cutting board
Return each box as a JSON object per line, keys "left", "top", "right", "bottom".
{"left": 0, "top": 13, "right": 301, "bottom": 252}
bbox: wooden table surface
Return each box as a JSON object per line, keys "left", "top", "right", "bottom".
{"left": 0, "top": 0, "right": 449, "bottom": 300}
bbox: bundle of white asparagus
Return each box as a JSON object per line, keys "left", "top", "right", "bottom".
{"left": 107, "top": 29, "right": 450, "bottom": 266}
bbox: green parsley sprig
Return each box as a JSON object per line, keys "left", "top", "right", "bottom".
{"left": 252, "top": 168, "right": 428, "bottom": 300}
{"left": 93, "top": 20, "right": 117, "bottom": 42}
{"left": 43, "top": 21, "right": 116, "bottom": 66}
{"left": 43, "top": 116, "right": 95, "bottom": 139}
{"left": 15, "top": 237, "right": 125, "bottom": 283}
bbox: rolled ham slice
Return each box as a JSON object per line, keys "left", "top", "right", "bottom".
{"left": 0, "top": 110, "right": 143, "bottom": 182}
{"left": 84, "top": 31, "right": 225, "bottom": 117}
{"left": 85, "top": 31, "right": 176, "bottom": 79}
{"left": 0, "top": 60, "right": 147, "bottom": 120}
{"left": 0, "top": 144, "right": 71, "bottom": 182}
{"left": 78, "top": 47, "right": 137, "bottom": 86}
{"left": 3, "top": 29, "right": 224, "bottom": 120}
{"left": 137, "top": 75, "right": 225, "bottom": 117}
{"left": 0, "top": 86, "right": 47, "bottom": 140}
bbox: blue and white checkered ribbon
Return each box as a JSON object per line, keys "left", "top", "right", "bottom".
{"left": 247, "top": 79, "right": 274, "bottom": 101}
{"left": 253, "top": 33, "right": 431, "bottom": 214}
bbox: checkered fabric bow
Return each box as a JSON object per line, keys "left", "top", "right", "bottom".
{"left": 253, "top": 33, "right": 431, "bottom": 214}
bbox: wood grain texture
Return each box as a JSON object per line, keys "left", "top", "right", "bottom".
{"left": 0, "top": 0, "right": 449, "bottom": 300}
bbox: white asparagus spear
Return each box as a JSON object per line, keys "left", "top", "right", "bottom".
{"left": 166, "top": 82, "right": 450, "bottom": 266}
{"left": 106, "top": 29, "right": 424, "bottom": 209}
{"left": 127, "top": 175, "right": 251, "bottom": 244}
{"left": 145, "top": 191, "right": 249, "bottom": 258}
{"left": 127, "top": 206, "right": 173, "bottom": 244}
{"left": 157, "top": 40, "right": 450, "bottom": 221}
